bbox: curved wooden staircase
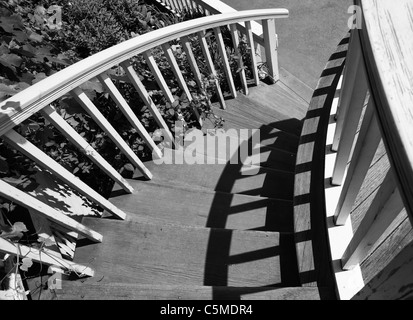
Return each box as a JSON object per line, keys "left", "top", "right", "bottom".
{"left": 51, "top": 77, "right": 338, "bottom": 300}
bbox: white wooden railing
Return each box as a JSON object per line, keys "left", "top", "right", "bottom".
{"left": 0, "top": 9, "right": 288, "bottom": 296}
{"left": 324, "top": 0, "right": 413, "bottom": 299}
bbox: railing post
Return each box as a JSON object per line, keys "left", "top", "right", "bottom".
{"left": 332, "top": 30, "right": 362, "bottom": 152}
{"left": 334, "top": 99, "right": 381, "bottom": 225}
{"left": 262, "top": 18, "right": 279, "bottom": 83}
{"left": 331, "top": 49, "right": 369, "bottom": 186}
{"left": 341, "top": 169, "right": 403, "bottom": 270}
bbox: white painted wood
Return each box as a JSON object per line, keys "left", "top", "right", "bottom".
{"left": 97, "top": 73, "right": 163, "bottom": 159}
{"left": 213, "top": 26, "right": 237, "bottom": 98}
{"left": 341, "top": 170, "right": 404, "bottom": 270}
{"left": 334, "top": 102, "right": 381, "bottom": 225}
{"left": 143, "top": 51, "right": 175, "bottom": 104}
{"left": 71, "top": 87, "right": 152, "bottom": 179}
{"left": 40, "top": 105, "right": 134, "bottom": 194}
{"left": 0, "top": 178, "right": 103, "bottom": 242}
{"left": 121, "top": 60, "right": 174, "bottom": 146}
{"left": 197, "top": 30, "right": 226, "bottom": 109}
{"left": 2, "top": 129, "right": 127, "bottom": 220}
{"left": 161, "top": 43, "right": 193, "bottom": 101}
{"left": 324, "top": 96, "right": 364, "bottom": 300}
{"left": 359, "top": 0, "right": 413, "bottom": 223}
{"left": 331, "top": 57, "right": 368, "bottom": 186}
{"left": 180, "top": 36, "right": 204, "bottom": 89}
{"left": 332, "top": 30, "right": 361, "bottom": 152}
{"left": 245, "top": 20, "right": 260, "bottom": 86}
{"left": 191, "top": 0, "right": 269, "bottom": 47}
{"left": 176, "top": 0, "right": 184, "bottom": 11}
{"left": 0, "top": 237, "right": 94, "bottom": 277}
{"left": 0, "top": 10, "right": 288, "bottom": 136}
{"left": 262, "top": 19, "right": 279, "bottom": 82}
{"left": 230, "top": 24, "right": 248, "bottom": 95}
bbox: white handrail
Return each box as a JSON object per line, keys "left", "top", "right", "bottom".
{"left": 0, "top": 9, "right": 288, "bottom": 137}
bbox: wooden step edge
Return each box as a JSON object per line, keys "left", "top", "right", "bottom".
{"left": 86, "top": 213, "right": 292, "bottom": 238}
{"left": 115, "top": 178, "right": 295, "bottom": 203}
{"left": 55, "top": 282, "right": 337, "bottom": 300}
{"left": 211, "top": 103, "right": 302, "bottom": 138}
{"left": 278, "top": 66, "right": 314, "bottom": 105}
{"left": 248, "top": 80, "right": 310, "bottom": 110}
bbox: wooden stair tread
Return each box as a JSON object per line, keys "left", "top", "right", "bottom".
{"left": 217, "top": 95, "right": 303, "bottom": 137}
{"left": 132, "top": 150, "right": 294, "bottom": 200}
{"left": 71, "top": 218, "right": 300, "bottom": 287}
{"left": 180, "top": 128, "right": 296, "bottom": 172}
{"left": 202, "top": 110, "right": 300, "bottom": 154}
{"left": 247, "top": 82, "right": 309, "bottom": 117}
{"left": 57, "top": 282, "right": 336, "bottom": 300}
{"left": 109, "top": 180, "right": 294, "bottom": 232}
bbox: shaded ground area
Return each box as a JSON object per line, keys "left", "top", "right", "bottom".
{"left": 223, "top": 0, "right": 352, "bottom": 89}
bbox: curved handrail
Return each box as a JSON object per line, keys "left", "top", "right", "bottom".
{"left": 0, "top": 9, "right": 288, "bottom": 136}
{"left": 357, "top": 0, "right": 413, "bottom": 221}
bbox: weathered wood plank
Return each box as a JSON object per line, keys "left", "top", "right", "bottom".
{"left": 134, "top": 151, "right": 294, "bottom": 200}
{"left": 71, "top": 219, "right": 299, "bottom": 287}
{"left": 353, "top": 228, "right": 413, "bottom": 300}
{"left": 359, "top": 209, "right": 412, "bottom": 285}
{"left": 358, "top": 0, "right": 413, "bottom": 223}
{"left": 334, "top": 104, "right": 381, "bottom": 225}
{"left": 57, "top": 283, "right": 335, "bottom": 300}
{"left": 110, "top": 181, "right": 294, "bottom": 232}
{"left": 342, "top": 170, "right": 404, "bottom": 270}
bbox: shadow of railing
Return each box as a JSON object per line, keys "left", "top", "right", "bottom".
{"left": 201, "top": 118, "right": 303, "bottom": 299}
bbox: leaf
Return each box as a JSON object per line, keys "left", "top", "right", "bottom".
{"left": 37, "top": 235, "right": 55, "bottom": 247}
{"left": 32, "top": 72, "right": 47, "bottom": 84}
{"left": 2, "top": 176, "right": 27, "bottom": 187}
{"left": 79, "top": 79, "right": 103, "bottom": 94}
{"left": 0, "top": 14, "right": 24, "bottom": 33}
{"left": 59, "top": 97, "right": 84, "bottom": 115}
{"left": 20, "top": 257, "right": 33, "bottom": 272}
{"left": 0, "top": 83, "right": 19, "bottom": 96}
{"left": 123, "top": 163, "right": 134, "bottom": 172}
{"left": 0, "top": 221, "right": 28, "bottom": 241}
{"left": 28, "top": 31, "right": 43, "bottom": 43}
